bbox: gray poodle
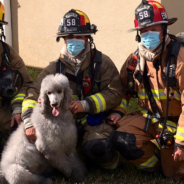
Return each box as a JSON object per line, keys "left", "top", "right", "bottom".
{"left": 0, "top": 74, "right": 87, "bottom": 184}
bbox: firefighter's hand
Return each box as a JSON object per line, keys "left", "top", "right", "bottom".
{"left": 70, "top": 101, "right": 84, "bottom": 115}
{"left": 25, "top": 126, "right": 37, "bottom": 143}
{"left": 173, "top": 147, "right": 184, "bottom": 161}
{"left": 11, "top": 113, "right": 22, "bottom": 127}
{"left": 107, "top": 114, "right": 121, "bottom": 125}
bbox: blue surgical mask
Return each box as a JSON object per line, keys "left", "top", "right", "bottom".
{"left": 141, "top": 31, "right": 161, "bottom": 50}
{"left": 66, "top": 39, "right": 85, "bottom": 56}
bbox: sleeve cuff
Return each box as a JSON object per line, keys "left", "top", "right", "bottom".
{"left": 80, "top": 100, "right": 90, "bottom": 112}
{"left": 12, "top": 106, "right": 22, "bottom": 116}
{"left": 24, "top": 118, "right": 33, "bottom": 129}
{"left": 109, "top": 110, "right": 125, "bottom": 118}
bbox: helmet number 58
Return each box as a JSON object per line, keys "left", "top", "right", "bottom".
{"left": 139, "top": 11, "right": 149, "bottom": 20}
{"left": 67, "top": 19, "right": 76, "bottom": 26}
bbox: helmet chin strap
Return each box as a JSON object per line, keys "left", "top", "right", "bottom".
{"left": 0, "top": 25, "right": 6, "bottom": 42}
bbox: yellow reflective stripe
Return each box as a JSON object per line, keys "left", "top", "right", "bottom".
{"left": 0, "top": 96, "right": 2, "bottom": 99}
{"left": 22, "top": 100, "right": 37, "bottom": 112}
{"left": 11, "top": 94, "right": 26, "bottom": 103}
{"left": 138, "top": 155, "right": 159, "bottom": 169}
{"left": 72, "top": 95, "right": 79, "bottom": 101}
{"left": 138, "top": 89, "right": 181, "bottom": 101}
{"left": 174, "top": 127, "right": 184, "bottom": 141}
{"left": 138, "top": 89, "right": 148, "bottom": 100}
{"left": 138, "top": 106, "right": 158, "bottom": 123}
{"left": 118, "top": 99, "right": 127, "bottom": 110}
{"left": 72, "top": 95, "right": 84, "bottom": 101}
{"left": 174, "top": 90, "right": 181, "bottom": 101}
{"left": 90, "top": 93, "right": 106, "bottom": 113}
{"left": 81, "top": 115, "right": 87, "bottom": 125}
{"left": 159, "top": 124, "right": 176, "bottom": 134}
{"left": 151, "top": 89, "right": 160, "bottom": 100}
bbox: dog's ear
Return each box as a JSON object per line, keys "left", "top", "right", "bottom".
{"left": 62, "top": 87, "right": 72, "bottom": 111}
{"left": 39, "top": 92, "right": 50, "bottom": 114}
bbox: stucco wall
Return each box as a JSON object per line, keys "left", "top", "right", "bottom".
{"left": 161, "top": 0, "right": 184, "bottom": 35}
{"left": 11, "top": 0, "right": 184, "bottom": 70}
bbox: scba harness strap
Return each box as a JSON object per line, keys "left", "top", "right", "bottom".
{"left": 0, "top": 40, "right": 10, "bottom": 76}
{"left": 56, "top": 49, "right": 102, "bottom": 99}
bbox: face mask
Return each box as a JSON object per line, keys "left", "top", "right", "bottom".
{"left": 66, "top": 39, "right": 85, "bottom": 56}
{"left": 141, "top": 31, "right": 161, "bottom": 50}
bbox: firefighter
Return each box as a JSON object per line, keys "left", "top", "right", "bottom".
{"left": 111, "top": 0, "right": 184, "bottom": 180}
{"left": 22, "top": 9, "right": 123, "bottom": 169}
{"left": 0, "top": 2, "right": 33, "bottom": 153}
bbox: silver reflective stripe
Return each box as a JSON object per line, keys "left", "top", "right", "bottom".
{"left": 138, "top": 156, "right": 159, "bottom": 169}
{"left": 176, "top": 131, "right": 184, "bottom": 138}
{"left": 94, "top": 94, "right": 103, "bottom": 112}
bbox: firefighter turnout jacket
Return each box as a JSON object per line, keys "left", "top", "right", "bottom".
{"left": 0, "top": 43, "right": 33, "bottom": 130}
{"left": 119, "top": 36, "right": 184, "bottom": 148}
{"left": 22, "top": 50, "right": 123, "bottom": 129}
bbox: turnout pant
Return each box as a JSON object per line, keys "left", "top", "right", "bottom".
{"left": 82, "top": 121, "right": 120, "bottom": 169}
{"left": 0, "top": 102, "right": 12, "bottom": 155}
{"left": 111, "top": 112, "right": 184, "bottom": 180}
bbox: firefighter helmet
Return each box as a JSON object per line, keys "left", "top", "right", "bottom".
{"left": 0, "top": 2, "right": 8, "bottom": 25}
{"left": 57, "top": 9, "right": 97, "bottom": 38}
{"left": 129, "top": 0, "right": 177, "bottom": 32}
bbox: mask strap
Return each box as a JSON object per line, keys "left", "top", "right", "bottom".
{"left": 0, "top": 25, "right": 6, "bottom": 42}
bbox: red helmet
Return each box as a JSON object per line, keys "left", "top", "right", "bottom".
{"left": 129, "top": 0, "right": 177, "bottom": 32}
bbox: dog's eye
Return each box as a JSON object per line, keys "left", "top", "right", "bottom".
{"left": 57, "top": 90, "right": 62, "bottom": 94}
{"left": 47, "top": 92, "right": 51, "bottom": 95}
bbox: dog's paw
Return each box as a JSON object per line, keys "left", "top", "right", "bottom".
{"left": 35, "top": 141, "right": 45, "bottom": 153}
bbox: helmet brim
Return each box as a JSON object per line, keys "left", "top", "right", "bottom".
{"left": 56, "top": 32, "right": 95, "bottom": 37}
{"left": 128, "top": 18, "right": 177, "bottom": 33}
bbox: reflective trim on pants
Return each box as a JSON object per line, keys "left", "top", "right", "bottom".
{"left": 137, "top": 154, "right": 159, "bottom": 169}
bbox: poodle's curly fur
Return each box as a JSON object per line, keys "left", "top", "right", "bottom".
{"left": 0, "top": 74, "right": 87, "bottom": 184}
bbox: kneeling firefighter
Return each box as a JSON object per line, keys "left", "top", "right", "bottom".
{"left": 0, "top": 2, "right": 32, "bottom": 153}
{"left": 111, "top": 0, "right": 184, "bottom": 180}
{"left": 22, "top": 9, "right": 123, "bottom": 169}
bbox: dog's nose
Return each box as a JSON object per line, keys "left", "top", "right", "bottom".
{"left": 51, "top": 102, "right": 58, "bottom": 107}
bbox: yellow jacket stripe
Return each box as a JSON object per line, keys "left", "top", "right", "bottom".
{"left": 72, "top": 95, "right": 84, "bottom": 101}
{"left": 11, "top": 94, "right": 26, "bottom": 103}
{"left": 138, "top": 106, "right": 158, "bottom": 123}
{"left": 138, "top": 154, "right": 159, "bottom": 169}
{"left": 22, "top": 100, "right": 37, "bottom": 112}
{"left": 118, "top": 99, "right": 127, "bottom": 111}
{"left": 90, "top": 93, "right": 106, "bottom": 113}
{"left": 138, "top": 89, "right": 180, "bottom": 101}
{"left": 158, "top": 120, "right": 177, "bottom": 134}
{"left": 174, "top": 127, "right": 184, "bottom": 141}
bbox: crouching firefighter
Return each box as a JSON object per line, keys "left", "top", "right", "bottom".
{"left": 0, "top": 2, "right": 33, "bottom": 154}
{"left": 22, "top": 9, "right": 123, "bottom": 169}
{"left": 111, "top": 0, "right": 184, "bottom": 180}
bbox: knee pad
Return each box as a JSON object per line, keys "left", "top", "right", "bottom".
{"left": 111, "top": 131, "right": 144, "bottom": 160}
{"left": 83, "top": 139, "right": 113, "bottom": 161}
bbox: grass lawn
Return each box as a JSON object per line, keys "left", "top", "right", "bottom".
{"left": 26, "top": 67, "right": 182, "bottom": 184}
